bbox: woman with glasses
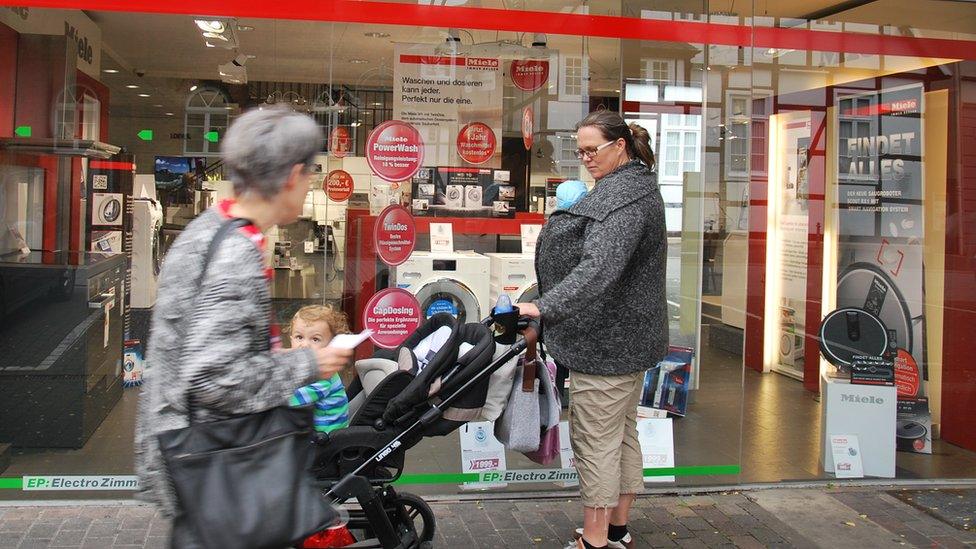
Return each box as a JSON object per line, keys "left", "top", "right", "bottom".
{"left": 518, "top": 110, "right": 668, "bottom": 549}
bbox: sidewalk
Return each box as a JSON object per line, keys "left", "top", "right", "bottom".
{"left": 0, "top": 485, "right": 974, "bottom": 548}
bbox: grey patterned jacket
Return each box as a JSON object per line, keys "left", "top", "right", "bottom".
{"left": 535, "top": 160, "right": 669, "bottom": 376}
{"left": 133, "top": 207, "right": 317, "bottom": 517}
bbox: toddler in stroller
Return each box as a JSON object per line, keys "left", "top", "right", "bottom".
{"left": 304, "top": 302, "right": 533, "bottom": 549}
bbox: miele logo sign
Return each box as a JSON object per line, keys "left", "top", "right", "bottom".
{"left": 466, "top": 57, "right": 499, "bottom": 70}
{"left": 840, "top": 394, "right": 885, "bottom": 405}
{"left": 64, "top": 21, "right": 94, "bottom": 65}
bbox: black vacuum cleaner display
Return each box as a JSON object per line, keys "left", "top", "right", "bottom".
{"left": 819, "top": 307, "right": 889, "bottom": 371}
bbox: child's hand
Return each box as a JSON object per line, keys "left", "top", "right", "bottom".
{"left": 314, "top": 346, "right": 354, "bottom": 379}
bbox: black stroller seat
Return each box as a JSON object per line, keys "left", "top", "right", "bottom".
{"left": 314, "top": 313, "right": 495, "bottom": 482}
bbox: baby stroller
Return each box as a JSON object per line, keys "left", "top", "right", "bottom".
{"left": 308, "top": 305, "right": 532, "bottom": 549}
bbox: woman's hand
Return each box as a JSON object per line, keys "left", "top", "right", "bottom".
{"left": 516, "top": 302, "right": 541, "bottom": 319}
{"left": 313, "top": 345, "right": 355, "bottom": 379}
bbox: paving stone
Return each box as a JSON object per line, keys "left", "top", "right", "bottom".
{"left": 24, "top": 523, "right": 57, "bottom": 540}
{"left": 0, "top": 519, "right": 31, "bottom": 534}
{"left": 667, "top": 505, "right": 699, "bottom": 518}
{"left": 113, "top": 529, "right": 148, "bottom": 546}
{"left": 85, "top": 520, "right": 121, "bottom": 538}
{"left": 677, "top": 516, "right": 712, "bottom": 531}
{"left": 746, "top": 526, "right": 784, "bottom": 545}
{"left": 641, "top": 532, "right": 679, "bottom": 547}
{"left": 119, "top": 518, "right": 151, "bottom": 531}
{"left": 930, "top": 535, "right": 970, "bottom": 549}
{"left": 59, "top": 518, "right": 92, "bottom": 532}
{"left": 0, "top": 533, "right": 23, "bottom": 549}
{"left": 79, "top": 537, "right": 115, "bottom": 549}
{"left": 675, "top": 538, "right": 710, "bottom": 548}
{"left": 473, "top": 532, "right": 510, "bottom": 549}
{"left": 728, "top": 534, "right": 765, "bottom": 549}
{"left": 142, "top": 537, "right": 168, "bottom": 549}
{"left": 50, "top": 528, "right": 90, "bottom": 547}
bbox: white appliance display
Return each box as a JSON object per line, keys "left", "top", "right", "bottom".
{"left": 445, "top": 185, "right": 464, "bottom": 209}
{"left": 131, "top": 198, "right": 164, "bottom": 308}
{"left": 464, "top": 185, "right": 483, "bottom": 208}
{"left": 91, "top": 192, "right": 124, "bottom": 226}
{"left": 395, "top": 251, "right": 490, "bottom": 324}
{"left": 486, "top": 252, "right": 538, "bottom": 305}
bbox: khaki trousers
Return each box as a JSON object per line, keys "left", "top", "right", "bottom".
{"left": 568, "top": 370, "right": 645, "bottom": 508}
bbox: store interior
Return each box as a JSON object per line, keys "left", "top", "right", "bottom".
{"left": 1, "top": 0, "right": 976, "bottom": 499}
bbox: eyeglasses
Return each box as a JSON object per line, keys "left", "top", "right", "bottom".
{"left": 574, "top": 140, "right": 616, "bottom": 160}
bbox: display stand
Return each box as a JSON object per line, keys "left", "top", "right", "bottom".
{"left": 342, "top": 209, "right": 544, "bottom": 359}
{"left": 821, "top": 372, "right": 896, "bottom": 478}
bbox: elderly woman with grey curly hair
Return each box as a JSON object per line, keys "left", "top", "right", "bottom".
{"left": 133, "top": 107, "right": 354, "bottom": 548}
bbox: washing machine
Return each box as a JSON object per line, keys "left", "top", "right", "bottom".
{"left": 395, "top": 251, "right": 490, "bottom": 324}
{"left": 486, "top": 253, "right": 538, "bottom": 305}
{"left": 90, "top": 192, "right": 124, "bottom": 226}
{"left": 131, "top": 198, "right": 164, "bottom": 308}
{"left": 444, "top": 185, "right": 464, "bottom": 208}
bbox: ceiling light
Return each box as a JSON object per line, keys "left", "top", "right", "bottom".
{"left": 218, "top": 55, "right": 248, "bottom": 85}
{"left": 103, "top": 69, "right": 119, "bottom": 74}
{"left": 350, "top": 121, "right": 362, "bottom": 127}
{"left": 137, "top": 93, "right": 151, "bottom": 97}
{"left": 126, "top": 84, "right": 139, "bottom": 89}
{"left": 165, "top": 112, "right": 174, "bottom": 116}
{"left": 364, "top": 32, "right": 390, "bottom": 38}
{"left": 237, "top": 24, "right": 254, "bottom": 31}
{"left": 203, "top": 32, "right": 228, "bottom": 42}
{"left": 371, "top": 102, "right": 383, "bottom": 106}
{"left": 190, "top": 85, "right": 198, "bottom": 92}
{"left": 349, "top": 59, "right": 368, "bottom": 64}
{"left": 153, "top": 104, "right": 163, "bottom": 107}
{"left": 195, "top": 20, "right": 226, "bottom": 33}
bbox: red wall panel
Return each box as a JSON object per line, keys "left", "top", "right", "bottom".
{"left": 0, "top": 23, "right": 17, "bottom": 137}
{"left": 941, "top": 101, "right": 976, "bottom": 452}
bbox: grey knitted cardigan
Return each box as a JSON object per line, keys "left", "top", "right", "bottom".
{"left": 133, "top": 207, "right": 317, "bottom": 517}
{"left": 535, "top": 159, "right": 669, "bottom": 376}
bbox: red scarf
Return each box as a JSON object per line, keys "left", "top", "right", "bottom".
{"left": 217, "top": 199, "right": 282, "bottom": 350}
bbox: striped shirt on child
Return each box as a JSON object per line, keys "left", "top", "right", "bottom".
{"left": 289, "top": 374, "right": 350, "bottom": 433}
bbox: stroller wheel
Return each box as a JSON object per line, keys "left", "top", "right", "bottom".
{"left": 394, "top": 492, "right": 435, "bottom": 546}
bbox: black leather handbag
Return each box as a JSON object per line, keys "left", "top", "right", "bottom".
{"left": 157, "top": 218, "right": 337, "bottom": 548}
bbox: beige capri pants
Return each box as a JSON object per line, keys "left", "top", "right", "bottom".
{"left": 568, "top": 370, "right": 645, "bottom": 508}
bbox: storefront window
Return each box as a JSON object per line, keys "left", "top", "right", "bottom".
{"left": 0, "top": 0, "right": 974, "bottom": 502}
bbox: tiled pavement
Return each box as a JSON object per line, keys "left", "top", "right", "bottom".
{"left": 0, "top": 485, "right": 974, "bottom": 548}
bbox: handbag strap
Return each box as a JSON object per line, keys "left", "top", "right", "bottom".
{"left": 521, "top": 324, "right": 540, "bottom": 393}
{"left": 184, "top": 217, "right": 253, "bottom": 423}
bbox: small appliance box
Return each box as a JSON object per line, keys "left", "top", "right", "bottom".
{"left": 896, "top": 397, "right": 932, "bottom": 455}
{"left": 640, "top": 345, "right": 694, "bottom": 417}
{"left": 410, "top": 168, "right": 436, "bottom": 217}
{"left": 123, "top": 340, "right": 145, "bottom": 388}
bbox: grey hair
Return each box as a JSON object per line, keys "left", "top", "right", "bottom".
{"left": 221, "top": 106, "right": 323, "bottom": 199}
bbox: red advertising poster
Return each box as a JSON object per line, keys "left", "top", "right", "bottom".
{"left": 374, "top": 204, "right": 416, "bottom": 266}
{"left": 510, "top": 60, "right": 549, "bottom": 92}
{"left": 895, "top": 349, "right": 921, "bottom": 398}
{"left": 366, "top": 120, "right": 425, "bottom": 182}
{"left": 522, "top": 106, "right": 533, "bottom": 151}
{"left": 456, "top": 122, "right": 496, "bottom": 165}
{"left": 363, "top": 288, "right": 422, "bottom": 349}
{"left": 329, "top": 126, "right": 351, "bottom": 158}
{"left": 325, "top": 170, "right": 354, "bottom": 202}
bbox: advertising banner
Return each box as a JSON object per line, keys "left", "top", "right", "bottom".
{"left": 363, "top": 288, "right": 423, "bottom": 349}
{"left": 833, "top": 84, "right": 926, "bottom": 395}
{"left": 325, "top": 170, "right": 354, "bottom": 202}
{"left": 374, "top": 205, "right": 416, "bottom": 266}
{"left": 393, "top": 45, "right": 503, "bottom": 168}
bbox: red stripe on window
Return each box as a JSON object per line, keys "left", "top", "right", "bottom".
{"left": 14, "top": 0, "right": 976, "bottom": 60}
